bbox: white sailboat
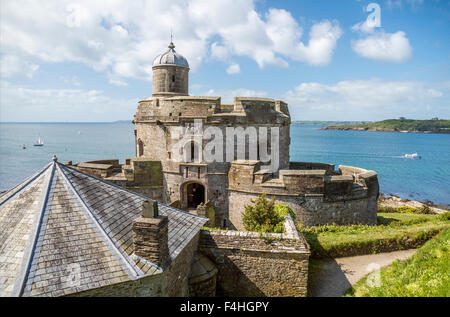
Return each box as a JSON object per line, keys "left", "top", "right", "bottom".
{"left": 34, "top": 135, "right": 44, "bottom": 147}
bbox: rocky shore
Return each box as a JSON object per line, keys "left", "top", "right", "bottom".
{"left": 378, "top": 193, "right": 449, "bottom": 214}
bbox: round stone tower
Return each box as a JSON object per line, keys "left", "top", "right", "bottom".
{"left": 152, "top": 41, "right": 189, "bottom": 97}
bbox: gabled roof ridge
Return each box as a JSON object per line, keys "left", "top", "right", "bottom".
{"left": 55, "top": 163, "right": 146, "bottom": 279}
{"left": 60, "top": 163, "right": 208, "bottom": 221}
{"left": 0, "top": 162, "right": 53, "bottom": 208}
{"left": 12, "top": 162, "right": 56, "bottom": 297}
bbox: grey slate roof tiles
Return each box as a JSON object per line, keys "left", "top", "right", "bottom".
{"left": 0, "top": 159, "right": 207, "bottom": 297}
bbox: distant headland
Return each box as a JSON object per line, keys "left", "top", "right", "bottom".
{"left": 322, "top": 118, "right": 450, "bottom": 134}
{"left": 292, "top": 120, "right": 369, "bottom": 125}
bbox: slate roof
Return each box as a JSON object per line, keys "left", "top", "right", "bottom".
{"left": 0, "top": 157, "right": 207, "bottom": 297}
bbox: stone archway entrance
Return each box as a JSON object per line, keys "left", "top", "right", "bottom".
{"left": 182, "top": 182, "right": 205, "bottom": 210}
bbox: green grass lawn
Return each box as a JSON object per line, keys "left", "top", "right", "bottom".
{"left": 344, "top": 229, "right": 450, "bottom": 297}
{"left": 299, "top": 213, "right": 450, "bottom": 258}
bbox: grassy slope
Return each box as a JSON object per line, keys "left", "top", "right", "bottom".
{"left": 344, "top": 229, "right": 450, "bottom": 297}
{"left": 299, "top": 213, "right": 450, "bottom": 258}
{"left": 325, "top": 119, "right": 450, "bottom": 133}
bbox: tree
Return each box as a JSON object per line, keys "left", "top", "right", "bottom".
{"left": 242, "top": 194, "right": 282, "bottom": 233}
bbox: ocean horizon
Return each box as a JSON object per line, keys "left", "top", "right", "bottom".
{"left": 1, "top": 122, "right": 449, "bottom": 206}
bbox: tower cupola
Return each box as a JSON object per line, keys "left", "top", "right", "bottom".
{"left": 152, "top": 41, "right": 189, "bottom": 97}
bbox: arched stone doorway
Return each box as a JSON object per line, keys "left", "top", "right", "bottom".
{"left": 182, "top": 182, "right": 206, "bottom": 210}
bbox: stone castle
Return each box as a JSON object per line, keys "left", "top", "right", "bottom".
{"left": 73, "top": 40, "right": 379, "bottom": 230}
{"left": 0, "top": 41, "right": 380, "bottom": 297}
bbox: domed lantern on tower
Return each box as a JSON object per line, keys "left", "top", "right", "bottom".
{"left": 152, "top": 39, "right": 190, "bottom": 97}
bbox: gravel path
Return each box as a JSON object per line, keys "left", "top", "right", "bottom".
{"left": 309, "top": 249, "right": 417, "bottom": 297}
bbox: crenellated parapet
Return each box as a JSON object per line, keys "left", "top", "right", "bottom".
{"left": 228, "top": 160, "right": 378, "bottom": 201}
{"left": 134, "top": 96, "right": 290, "bottom": 125}
{"left": 228, "top": 160, "right": 379, "bottom": 229}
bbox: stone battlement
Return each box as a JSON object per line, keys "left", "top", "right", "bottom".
{"left": 228, "top": 160, "right": 379, "bottom": 229}
{"left": 228, "top": 160, "right": 378, "bottom": 202}
{"left": 134, "top": 96, "right": 289, "bottom": 124}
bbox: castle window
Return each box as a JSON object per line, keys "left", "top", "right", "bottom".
{"left": 191, "top": 141, "right": 195, "bottom": 162}
{"left": 138, "top": 139, "right": 144, "bottom": 157}
{"left": 172, "top": 75, "right": 175, "bottom": 82}
{"left": 168, "top": 152, "right": 172, "bottom": 159}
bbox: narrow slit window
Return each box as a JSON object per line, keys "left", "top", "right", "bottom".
{"left": 172, "top": 75, "right": 175, "bottom": 82}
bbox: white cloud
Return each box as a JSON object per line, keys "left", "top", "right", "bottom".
{"left": 226, "top": 63, "right": 241, "bottom": 75}
{"left": 284, "top": 79, "right": 448, "bottom": 120}
{"left": 0, "top": 55, "right": 39, "bottom": 79}
{"left": 293, "top": 20, "right": 343, "bottom": 66}
{"left": 0, "top": 81, "right": 137, "bottom": 122}
{"left": 352, "top": 31, "right": 412, "bottom": 62}
{"left": 0, "top": 0, "right": 343, "bottom": 85}
{"left": 211, "top": 42, "right": 230, "bottom": 61}
{"left": 201, "top": 88, "right": 268, "bottom": 104}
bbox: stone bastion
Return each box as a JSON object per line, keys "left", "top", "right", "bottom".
{"left": 228, "top": 161, "right": 379, "bottom": 229}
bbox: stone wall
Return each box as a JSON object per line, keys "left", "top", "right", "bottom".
{"left": 228, "top": 161, "right": 379, "bottom": 229}
{"left": 165, "top": 233, "right": 200, "bottom": 297}
{"left": 198, "top": 215, "right": 310, "bottom": 297}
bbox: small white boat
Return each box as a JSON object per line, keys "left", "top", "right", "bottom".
{"left": 404, "top": 153, "right": 421, "bottom": 159}
{"left": 34, "top": 136, "right": 44, "bottom": 147}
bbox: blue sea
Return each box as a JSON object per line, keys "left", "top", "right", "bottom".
{"left": 1, "top": 122, "right": 449, "bottom": 205}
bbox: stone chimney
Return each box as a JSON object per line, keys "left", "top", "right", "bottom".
{"left": 132, "top": 200, "right": 169, "bottom": 268}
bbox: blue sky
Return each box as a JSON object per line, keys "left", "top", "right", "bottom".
{"left": 0, "top": 0, "right": 449, "bottom": 122}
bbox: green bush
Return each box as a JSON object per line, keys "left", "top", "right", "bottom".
{"left": 377, "top": 206, "right": 397, "bottom": 213}
{"left": 378, "top": 205, "right": 420, "bottom": 214}
{"left": 416, "top": 206, "right": 432, "bottom": 214}
{"left": 242, "top": 194, "right": 286, "bottom": 233}
{"left": 396, "top": 206, "right": 417, "bottom": 214}
{"left": 438, "top": 212, "right": 450, "bottom": 221}
{"left": 274, "top": 204, "right": 296, "bottom": 221}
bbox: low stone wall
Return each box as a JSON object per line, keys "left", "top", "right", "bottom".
{"left": 229, "top": 190, "right": 377, "bottom": 230}
{"left": 198, "top": 215, "right": 310, "bottom": 297}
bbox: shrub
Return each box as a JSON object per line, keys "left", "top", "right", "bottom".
{"left": 242, "top": 194, "right": 284, "bottom": 233}
{"left": 438, "top": 212, "right": 450, "bottom": 221}
{"left": 377, "top": 206, "right": 397, "bottom": 213}
{"left": 416, "top": 206, "right": 432, "bottom": 214}
{"left": 396, "top": 206, "right": 417, "bottom": 214}
{"left": 274, "top": 204, "right": 296, "bottom": 221}
{"left": 378, "top": 206, "right": 418, "bottom": 214}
